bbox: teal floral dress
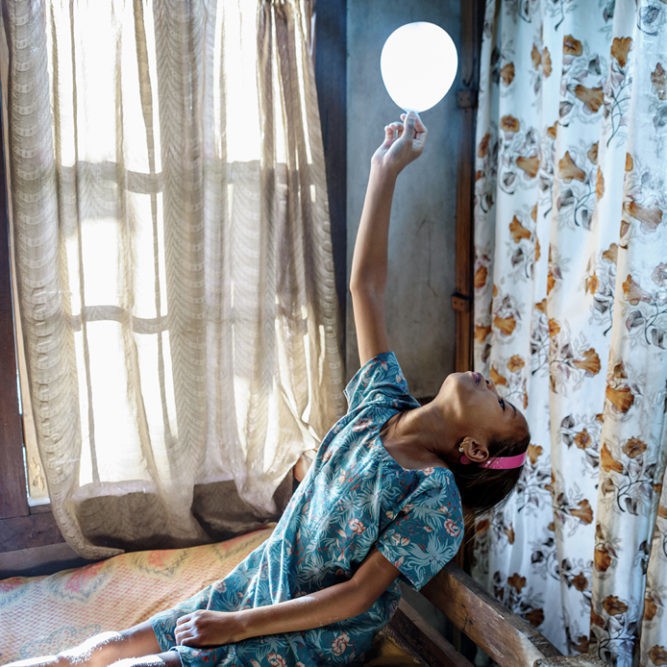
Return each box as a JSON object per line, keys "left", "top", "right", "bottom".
{"left": 151, "top": 352, "right": 464, "bottom": 666}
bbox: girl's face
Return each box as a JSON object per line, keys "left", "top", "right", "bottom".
{"left": 437, "top": 371, "right": 528, "bottom": 447}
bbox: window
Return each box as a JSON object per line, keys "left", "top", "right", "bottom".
{"left": 0, "top": 1, "right": 348, "bottom": 556}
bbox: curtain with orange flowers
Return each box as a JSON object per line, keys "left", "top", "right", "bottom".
{"left": 472, "top": 1, "right": 667, "bottom": 665}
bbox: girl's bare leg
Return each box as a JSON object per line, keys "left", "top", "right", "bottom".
{"left": 5, "top": 621, "right": 180, "bottom": 667}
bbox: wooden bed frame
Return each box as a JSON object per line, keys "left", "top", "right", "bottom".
{"left": 388, "top": 563, "right": 606, "bottom": 667}
{"left": 1, "top": 528, "right": 605, "bottom": 666}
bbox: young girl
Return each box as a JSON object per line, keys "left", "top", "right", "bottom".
{"left": 9, "top": 112, "right": 530, "bottom": 667}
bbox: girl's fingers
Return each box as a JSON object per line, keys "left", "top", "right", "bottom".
{"left": 403, "top": 111, "right": 426, "bottom": 134}
{"left": 175, "top": 614, "right": 192, "bottom": 644}
{"left": 377, "top": 114, "right": 427, "bottom": 159}
{"left": 382, "top": 122, "right": 403, "bottom": 145}
{"left": 175, "top": 627, "right": 191, "bottom": 645}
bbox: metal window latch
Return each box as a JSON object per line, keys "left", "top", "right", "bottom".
{"left": 450, "top": 292, "right": 472, "bottom": 312}
{"left": 456, "top": 89, "right": 478, "bottom": 109}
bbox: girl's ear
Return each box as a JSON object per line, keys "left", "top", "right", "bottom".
{"left": 459, "top": 436, "right": 490, "bottom": 464}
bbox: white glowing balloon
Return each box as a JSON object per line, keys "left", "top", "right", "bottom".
{"left": 380, "top": 22, "right": 458, "bottom": 113}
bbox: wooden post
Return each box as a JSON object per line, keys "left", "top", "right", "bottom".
{"left": 452, "top": 0, "right": 483, "bottom": 373}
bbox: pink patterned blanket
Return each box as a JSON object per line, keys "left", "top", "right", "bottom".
{"left": 0, "top": 529, "right": 271, "bottom": 662}
{"left": 0, "top": 528, "right": 417, "bottom": 665}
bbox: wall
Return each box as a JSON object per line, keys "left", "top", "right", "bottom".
{"left": 346, "top": 0, "right": 464, "bottom": 397}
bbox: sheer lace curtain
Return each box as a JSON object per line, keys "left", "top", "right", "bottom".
{"left": 1, "top": 0, "right": 343, "bottom": 559}
{"left": 473, "top": 1, "right": 666, "bottom": 665}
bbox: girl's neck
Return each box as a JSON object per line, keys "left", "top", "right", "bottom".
{"left": 381, "top": 405, "right": 456, "bottom": 469}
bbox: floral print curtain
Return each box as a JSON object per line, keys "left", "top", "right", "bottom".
{"left": 472, "top": 1, "right": 667, "bottom": 665}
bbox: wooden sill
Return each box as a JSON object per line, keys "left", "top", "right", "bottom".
{"left": 0, "top": 509, "right": 65, "bottom": 553}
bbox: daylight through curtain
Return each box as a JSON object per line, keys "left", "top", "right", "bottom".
{"left": 1, "top": 0, "right": 343, "bottom": 559}
{"left": 472, "top": 1, "right": 667, "bottom": 664}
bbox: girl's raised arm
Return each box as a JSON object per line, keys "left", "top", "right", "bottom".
{"left": 349, "top": 112, "right": 428, "bottom": 365}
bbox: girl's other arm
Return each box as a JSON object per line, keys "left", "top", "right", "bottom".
{"left": 349, "top": 112, "right": 427, "bottom": 365}
{"left": 173, "top": 549, "right": 400, "bottom": 647}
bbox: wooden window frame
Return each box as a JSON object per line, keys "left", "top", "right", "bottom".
{"left": 0, "top": 110, "right": 64, "bottom": 552}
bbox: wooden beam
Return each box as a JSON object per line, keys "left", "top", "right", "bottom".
{"left": 452, "top": 0, "right": 484, "bottom": 373}
{"left": 0, "top": 511, "right": 64, "bottom": 552}
{"left": 394, "top": 599, "right": 474, "bottom": 667}
{"left": 423, "top": 564, "right": 563, "bottom": 666}
{"left": 0, "top": 541, "right": 87, "bottom": 578}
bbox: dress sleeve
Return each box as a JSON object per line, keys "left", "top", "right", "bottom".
{"left": 344, "top": 352, "right": 420, "bottom": 413}
{"left": 375, "top": 472, "right": 464, "bottom": 590}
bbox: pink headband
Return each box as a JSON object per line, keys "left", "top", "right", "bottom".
{"left": 460, "top": 452, "right": 527, "bottom": 470}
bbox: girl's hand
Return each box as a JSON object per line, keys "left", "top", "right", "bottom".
{"left": 371, "top": 111, "right": 428, "bottom": 175}
{"left": 174, "top": 609, "right": 244, "bottom": 647}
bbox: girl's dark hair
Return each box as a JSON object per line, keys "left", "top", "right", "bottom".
{"left": 449, "top": 428, "right": 531, "bottom": 514}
